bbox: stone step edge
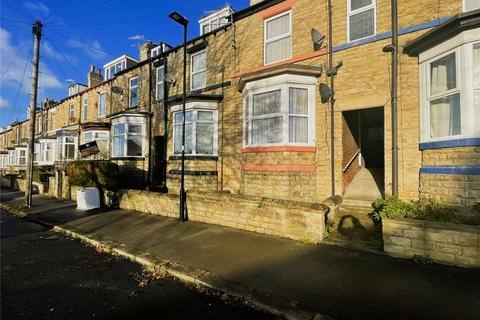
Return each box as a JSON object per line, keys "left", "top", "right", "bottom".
{"left": 53, "top": 225, "right": 335, "bottom": 320}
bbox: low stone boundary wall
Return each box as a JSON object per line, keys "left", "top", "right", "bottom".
{"left": 383, "top": 218, "right": 480, "bottom": 268}
{"left": 12, "top": 178, "right": 48, "bottom": 195}
{"left": 117, "top": 189, "right": 327, "bottom": 243}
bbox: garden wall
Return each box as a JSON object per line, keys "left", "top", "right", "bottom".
{"left": 383, "top": 217, "right": 480, "bottom": 268}
{"left": 117, "top": 189, "right": 327, "bottom": 243}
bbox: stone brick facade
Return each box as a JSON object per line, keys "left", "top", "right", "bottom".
{"left": 383, "top": 217, "right": 480, "bottom": 268}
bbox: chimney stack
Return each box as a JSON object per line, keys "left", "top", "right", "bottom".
{"left": 88, "top": 64, "right": 103, "bottom": 87}
{"left": 139, "top": 41, "right": 155, "bottom": 61}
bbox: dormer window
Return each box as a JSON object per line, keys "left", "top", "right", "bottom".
{"left": 104, "top": 55, "right": 139, "bottom": 80}
{"left": 199, "top": 6, "right": 234, "bottom": 35}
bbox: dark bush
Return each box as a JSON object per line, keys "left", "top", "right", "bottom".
{"left": 370, "top": 197, "right": 480, "bottom": 225}
{"left": 66, "top": 160, "right": 120, "bottom": 190}
{"left": 32, "top": 171, "right": 52, "bottom": 183}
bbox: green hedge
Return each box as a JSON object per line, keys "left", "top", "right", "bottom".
{"left": 66, "top": 160, "right": 120, "bottom": 190}
{"left": 33, "top": 171, "right": 51, "bottom": 183}
{"left": 370, "top": 197, "right": 480, "bottom": 225}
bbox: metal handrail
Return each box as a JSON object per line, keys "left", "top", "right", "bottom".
{"left": 342, "top": 148, "right": 361, "bottom": 172}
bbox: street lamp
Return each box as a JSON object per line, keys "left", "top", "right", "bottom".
{"left": 169, "top": 11, "right": 189, "bottom": 222}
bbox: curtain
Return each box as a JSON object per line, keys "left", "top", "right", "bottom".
{"left": 252, "top": 117, "right": 282, "bottom": 144}
{"left": 430, "top": 53, "right": 456, "bottom": 95}
{"left": 430, "top": 94, "right": 461, "bottom": 138}
{"left": 253, "top": 90, "right": 281, "bottom": 116}
{"left": 265, "top": 13, "right": 291, "bottom": 64}
{"left": 349, "top": 8, "right": 374, "bottom": 41}
{"left": 350, "top": 0, "right": 372, "bottom": 11}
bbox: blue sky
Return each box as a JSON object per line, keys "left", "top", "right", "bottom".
{"left": 0, "top": 0, "right": 248, "bottom": 127}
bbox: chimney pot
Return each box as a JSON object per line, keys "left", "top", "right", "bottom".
{"left": 90, "top": 64, "right": 95, "bottom": 72}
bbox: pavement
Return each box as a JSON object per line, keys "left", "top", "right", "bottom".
{"left": 1, "top": 209, "right": 276, "bottom": 320}
{"left": 1, "top": 189, "right": 480, "bottom": 320}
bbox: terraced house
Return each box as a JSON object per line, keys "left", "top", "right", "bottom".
{"left": 1, "top": 0, "right": 479, "bottom": 241}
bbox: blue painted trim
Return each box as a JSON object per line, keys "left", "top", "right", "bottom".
{"left": 333, "top": 17, "right": 451, "bottom": 53}
{"left": 420, "top": 166, "right": 480, "bottom": 175}
{"left": 419, "top": 138, "right": 480, "bottom": 150}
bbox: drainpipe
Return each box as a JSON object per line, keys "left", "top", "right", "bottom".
{"left": 391, "top": 0, "right": 399, "bottom": 197}
{"left": 162, "top": 53, "right": 169, "bottom": 190}
{"left": 147, "top": 47, "right": 153, "bottom": 189}
{"left": 328, "top": 0, "right": 335, "bottom": 197}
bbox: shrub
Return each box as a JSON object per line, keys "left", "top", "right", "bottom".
{"left": 66, "top": 160, "right": 120, "bottom": 190}
{"left": 32, "top": 171, "right": 51, "bottom": 183}
{"left": 370, "top": 197, "right": 480, "bottom": 225}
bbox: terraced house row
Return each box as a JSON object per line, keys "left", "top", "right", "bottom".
{"left": 1, "top": 0, "right": 479, "bottom": 238}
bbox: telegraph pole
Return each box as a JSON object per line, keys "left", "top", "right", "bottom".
{"left": 25, "top": 20, "right": 42, "bottom": 208}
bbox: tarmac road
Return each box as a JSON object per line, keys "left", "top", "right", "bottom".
{"left": 0, "top": 209, "right": 277, "bottom": 320}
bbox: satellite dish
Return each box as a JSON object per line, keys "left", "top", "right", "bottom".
{"left": 319, "top": 83, "right": 332, "bottom": 103}
{"left": 111, "top": 86, "right": 123, "bottom": 95}
{"left": 311, "top": 28, "right": 326, "bottom": 51}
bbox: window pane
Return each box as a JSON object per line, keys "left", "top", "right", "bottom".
{"left": 474, "top": 44, "right": 480, "bottom": 88}
{"left": 349, "top": 8, "right": 375, "bottom": 41}
{"left": 196, "top": 123, "right": 214, "bottom": 154}
{"left": 202, "top": 24, "right": 210, "bottom": 34}
{"left": 253, "top": 90, "right": 281, "bottom": 115}
{"left": 130, "top": 87, "right": 138, "bottom": 106}
{"left": 66, "top": 144, "right": 75, "bottom": 160}
{"left": 65, "top": 137, "right": 74, "bottom": 144}
{"left": 289, "top": 117, "right": 308, "bottom": 143}
{"left": 289, "top": 88, "right": 308, "bottom": 115}
{"left": 185, "top": 123, "right": 193, "bottom": 154}
{"left": 96, "top": 133, "right": 107, "bottom": 140}
{"left": 114, "top": 124, "right": 125, "bottom": 135}
{"left": 350, "top": 0, "right": 372, "bottom": 10}
{"left": 113, "top": 136, "right": 124, "bottom": 156}
{"left": 252, "top": 117, "right": 282, "bottom": 144}
{"left": 186, "top": 111, "right": 193, "bottom": 122}
{"left": 174, "top": 124, "right": 182, "bottom": 153}
{"left": 174, "top": 113, "right": 183, "bottom": 124}
{"left": 266, "top": 14, "right": 290, "bottom": 40}
{"left": 430, "top": 93, "right": 461, "bottom": 138}
{"left": 430, "top": 53, "right": 456, "bottom": 95}
{"left": 129, "top": 125, "right": 142, "bottom": 134}
{"left": 265, "top": 37, "right": 291, "bottom": 64}
{"left": 85, "top": 132, "right": 92, "bottom": 141}
{"left": 198, "top": 111, "right": 213, "bottom": 121}
{"left": 130, "top": 77, "right": 138, "bottom": 86}
{"left": 192, "top": 52, "right": 206, "bottom": 72}
{"left": 127, "top": 135, "right": 142, "bottom": 156}
{"left": 192, "top": 72, "right": 206, "bottom": 90}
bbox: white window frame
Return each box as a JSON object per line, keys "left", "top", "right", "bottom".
{"left": 129, "top": 76, "right": 139, "bottom": 107}
{"left": 264, "top": 11, "right": 292, "bottom": 65}
{"left": 347, "top": 0, "right": 377, "bottom": 43}
{"left": 190, "top": 50, "right": 207, "bottom": 91}
{"left": 111, "top": 116, "right": 145, "bottom": 158}
{"left": 419, "top": 29, "right": 480, "bottom": 143}
{"left": 156, "top": 66, "right": 165, "bottom": 100}
{"left": 242, "top": 74, "right": 316, "bottom": 147}
{"left": 69, "top": 104, "right": 75, "bottom": 124}
{"left": 151, "top": 47, "right": 161, "bottom": 58}
{"left": 56, "top": 135, "right": 77, "bottom": 161}
{"left": 84, "top": 131, "right": 108, "bottom": 143}
{"left": 463, "top": 0, "right": 480, "bottom": 12}
{"left": 38, "top": 139, "right": 55, "bottom": 165}
{"left": 16, "top": 147, "right": 27, "bottom": 166}
{"left": 98, "top": 92, "right": 106, "bottom": 117}
{"left": 83, "top": 97, "right": 88, "bottom": 120}
{"left": 171, "top": 102, "right": 218, "bottom": 156}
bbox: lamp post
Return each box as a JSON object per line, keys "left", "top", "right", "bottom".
{"left": 169, "top": 11, "right": 189, "bottom": 222}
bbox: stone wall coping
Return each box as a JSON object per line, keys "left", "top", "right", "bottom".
{"left": 383, "top": 217, "right": 480, "bottom": 234}
{"left": 119, "top": 189, "right": 328, "bottom": 213}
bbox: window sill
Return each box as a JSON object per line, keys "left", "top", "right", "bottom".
{"left": 111, "top": 156, "right": 145, "bottom": 160}
{"left": 242, "top": 146, "right": 316, "bottom": 153}
{"left": 169, "top": 155, "right": 218, "bottom": 161}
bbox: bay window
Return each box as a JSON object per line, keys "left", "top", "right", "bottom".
{"left": 129, "top": 76, "right": 138, "bottom": 107}
{"left": 84, "top": 131, "right": 108, "bottom": 154}
{"left": 156, "top": 66, "right": 164, "bottom": 100}
{"left": 190, "top": 50, "right": 206, "bottom": 91}
{"left": 111, "top": 116, "right": 145, "bottom": 158}
{"left": 264, "top": 11, "right": 291, "bottom": 65}
{"left": 243, "top": 74, "right": 316, "bottom": 147}
{"left": 420, "top": 33, "right": 480, "bottom": 142}
{"left": 17, "top": 148, "right": 26, "bottom": 165}
{"left": 57, "top": 136, "right": 77, "bottom": 161}
{"left": 34, "top": 143, "right": 40, "bottom": 163}
{"left": 348, "top": 0, "right": 376, "bottom": 42}
{"left": 37, "top": 140, "right": 55, "bottom": 164}
{"left": 173, "top": 107, "right": 217, "bottom": 155}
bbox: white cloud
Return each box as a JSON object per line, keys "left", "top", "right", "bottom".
{"left": 0, "top": 97, "right": 10, "bottom": 108}
{"left": 0, "top": 27, "right": 62, "bottom": 93}
{"left": 24, "top": 1, "right": 50, "bottom": 17}
{"left": 67, "top": 38, "right": 108, "bottom": 61}
{"left": 43, "top": 41, "right": 78, "bottom": 66}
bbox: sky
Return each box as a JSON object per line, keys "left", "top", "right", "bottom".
{"left": 0, "top": 0, "right": 248, "bottom": 128}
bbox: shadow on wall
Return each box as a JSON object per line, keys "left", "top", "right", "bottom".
{"left": 117, "top": 166, "right": 147, "bottom": 190}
